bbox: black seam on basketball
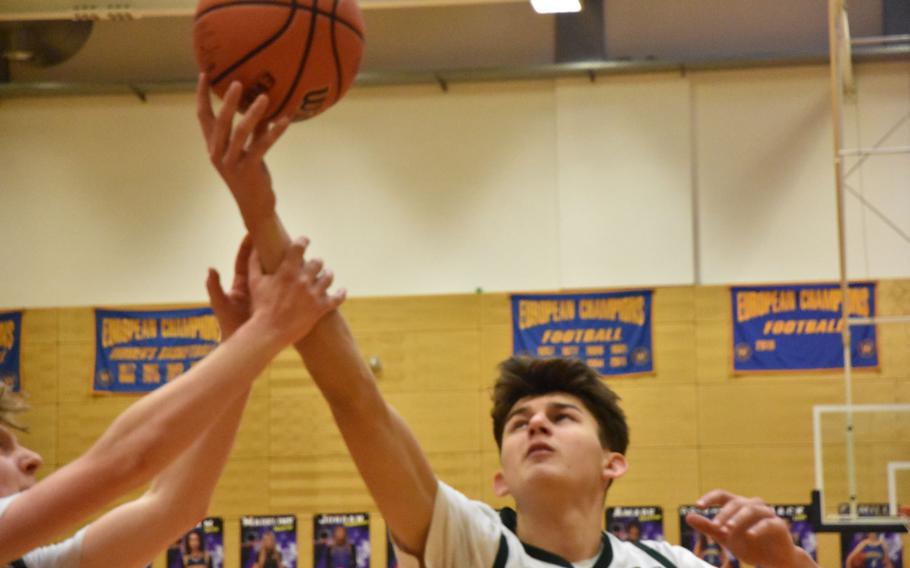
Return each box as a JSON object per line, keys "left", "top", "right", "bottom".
{"left": 196, "top": 0, "right": 364, "bottom": 41}
{"left": 330, "top": 0, "right": 343, "bottom": 106}
{"left": 268, "top": 0, "right": 320, "bottom": 121}
{"left": 208, "top": 0, "right": 297, "bottom": 86}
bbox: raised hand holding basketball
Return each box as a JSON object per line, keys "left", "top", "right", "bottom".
{"left": 197, "top": 73, "right": 290, "bottom": 229}
{"left": 685, "top": 490, "right": 816, "bottom": 568}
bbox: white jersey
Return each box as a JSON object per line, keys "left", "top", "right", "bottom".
{"left": 394, "top": 481, "right": 712, "bottom": 568}
{"left": 1, "top": 493, "right": 85, "bottom": 568}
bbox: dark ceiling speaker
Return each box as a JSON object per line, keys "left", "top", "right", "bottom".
{"left": 1, "top": 20, "right": 93, "bottom": 67}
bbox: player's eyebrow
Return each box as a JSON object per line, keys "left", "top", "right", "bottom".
{"left": 505, "top": 401, "right": 582, "bottom": 424}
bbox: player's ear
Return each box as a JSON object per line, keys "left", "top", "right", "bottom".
{"left": 493, "top": 470, "right": 511, "bottom": 498}
{"left": 602, "top": 451, "right": 628, "bottom": 486}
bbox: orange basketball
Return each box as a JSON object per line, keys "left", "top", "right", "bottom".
{"left": 193, "top": 0, "right": 364, "bottom": 123}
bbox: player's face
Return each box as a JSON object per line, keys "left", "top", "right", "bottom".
{"left": 188, "top": 532, "right": 202, "bottom": 551}
{"left": 0, "top": 426, "right": 42, "bottom": 496}
{"left": 333, "top": 525, "right": 347, "bottom": 543}
{"left": 494, "top": 393, "right": 626, "bottom": 500}
{"left": 262, "top": 532, "right": 276, "bottom": 549}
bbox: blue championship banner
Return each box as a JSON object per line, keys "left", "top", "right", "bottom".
{"left": 511, "top": 291, "right": 653, "bottom": 376}
{"left": 0, "top": 311, "right": 23, "bottom": 392}
{"left": 732, "top": 283, "right": 877, "bottom": 373}
{"left": 94, "top": 308, "right": 220, "bottom": 393}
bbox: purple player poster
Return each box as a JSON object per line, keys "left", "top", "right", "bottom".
{"left": 839, "top": 504, "right": 904, "bottom": 568}
{"left": 679, "top": 505, "right": 740, "bottom": 568}
{"left": 241, "top": 515, "right": 297, "bottom": 568}
{"left": 313, "top": 512, "right": 370, "bottom": 568}
{"left": 167, "top": 517, "right": 224, "bottom": 568}
{"left": 771, "top": 505, "right": 816, "bottom": 561}
{"left": 606, "top": 506, "right": 664, "bottom": 542}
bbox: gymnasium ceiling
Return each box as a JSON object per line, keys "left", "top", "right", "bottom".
{"left": 0, "top": 0, "right": 906, "bottom": 91}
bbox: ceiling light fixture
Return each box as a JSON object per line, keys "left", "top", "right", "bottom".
{"left": 530, "top": 0, "right": 582, "bottom": 14}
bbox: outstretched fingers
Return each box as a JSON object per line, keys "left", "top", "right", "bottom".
{"left": 277, "top": 237, "right": 310, "bottom": 279}
{"left": 224, "top": 94, "right": 270, "bottom": 165}
{"left": 248, "top": 116, "right": 292, "bottom": 161}
{"left": 685, "top": 512, "right": 726, "bottom": 542}
{"left": 210, "top": 81, "right": 243, "bottom": 164}
{"left": 205, "top": 268, "right": 229, "bottom": 313}
{"left": 696, "top": 489, "right": 737, "bottom": 509}
{"left": 196, "top": 73, "right": 216, "bottom": 145}
{"left": 313, "top": 268, "right": 334, "bottom": 295}
{"left": 329, "top": 287, "right": 347, "bottom": 310}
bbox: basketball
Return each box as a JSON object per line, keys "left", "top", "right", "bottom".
{"left": 193, "top": 0, "right": 365, "bottom": 123}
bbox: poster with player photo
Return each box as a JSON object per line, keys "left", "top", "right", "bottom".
{"left": 771, "top": 505, "right": 816, "bottom": 561}
{"left": 839, "top": 503, "right": 903, "bottom": 568}
{"left": 679, "top": 505, "right": 740, "bottom": 568}
{"left": 606, "top": 506, "right": 664, "bottom": 542}
{"left": 313, "top": 512, "right": 370, "bottom": 568}
{"left": 241, "top": 515, "right": 298, "bottom": 568}
{"left": 167, "top": 517, "right": 224, "bottom": 568}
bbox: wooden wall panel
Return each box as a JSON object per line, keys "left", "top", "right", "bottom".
{"left": 480, "top": 324, "right": 511, "bottom": 380}
{"left": 12, "top": 278, "right": 910, "bottom": 567}
{"left": 652, "top": 322, "right": 697, "bottom": 384}
{"left": 698, "top": 378, "right": 898, "bottom": 446}
{"left": 269, "top": 394, "right": 345, "bottom": 458}
{"left": 879, "top": 320, "right": 910, "bottom": 381}
{"left": 209, "top": 458, "right": 272, "bottom": 517}
{"left": 17, "top": 403, "right": 57, "bottom": 467}
{"left": 20, "top": 340, "right": 58, "bottom": 404}
{"left": 269, "top": 347, "right": 317, "bottom": 400}
{"left": 341, "top": 294, "right": 481, "bottom": 332}
{"left": 480, "top": 293, "right": 511, "bottom": 327}
{"left": 386, "top": 391, "right": 482, "bottom": 454}
{"left": 699, "top": 445, "right": 815, "bottom": 502}
{"left": 427, "top": 451, "right": 484, "bottom": 502}
{"left": 355, "top": 328, "right": 483, "bottom": 393}
{"left": 57, "top": 308, "right": 95, "bottom": 343}
{"left": 21, "top": 309, "right": 58, "bottom": 343}
{"left": 57, "top": 341, "right": 96, "bottom": 402}
{"left": 610, "top": 384, "right": 699, "bottom": 447}
{"left": 653, "top": 286, "right": 696, "bottom": 323}
{"left": 609, "top": 447, "right": 701, "bottom": 546}
{"left": 269, "top": 455, "right": 372, "bottom": 513}
{"left": 695, "top": 319, "right": 731, "bottom": 383}
{"left": 56, "top": 397, "right": 133, "bottom": 463}
{"left": 231, "top": 394, "right": 272, "bottom": 460}
{"left": 899, "top": 381, "right": 910, "bottom": 402}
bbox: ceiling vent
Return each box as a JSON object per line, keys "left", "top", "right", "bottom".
{"left": 0, "top": 20, "right": 93, "bottom": 67}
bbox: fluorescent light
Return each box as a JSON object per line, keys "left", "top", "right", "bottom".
{"left": 530, "top": 0, "right": 582, "bottom": 13}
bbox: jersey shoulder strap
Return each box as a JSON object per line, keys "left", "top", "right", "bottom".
{"left": 630, "top": 541, "right": 677, "bottom": 568}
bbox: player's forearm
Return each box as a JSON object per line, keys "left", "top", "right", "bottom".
{"left": 85, "top": 320, "right": 279, "bottom": 492}
{"left": 81, "top": 391, "right": 252, "bottom": 568}
{"left": 246, "top": 210, "right": 292, "bottom": 275}
{"left": 241, "top": 211, "right": 437, "bottom": 552}
{"left": 239, "top": 211, "right": 367, "bottom": 404}
{"left": 76, "top": 372, "right": 256, "bottom": 568}
{"left": 332, "top": 393, "right": 436, "bottom": 556}
{"left": 146, "top": 387, "right": 251, "bottom": 519}
{"left": 779, "top": 549, "right": 818, "bottom": 568}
